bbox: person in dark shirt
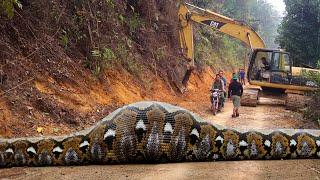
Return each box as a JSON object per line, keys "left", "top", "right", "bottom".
{"left": 228, "top": 74, "right": 243, "bottom": 118}
{"left": 239, "top": 68, "right": 246, "bottom": 85}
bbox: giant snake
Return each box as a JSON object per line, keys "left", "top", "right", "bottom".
{"left": 0, "top": 101, "right": 319, "bottom": 168}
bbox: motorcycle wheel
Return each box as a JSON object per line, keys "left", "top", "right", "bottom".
{"left": 212, "top": 102, "right": 217, "bottom": 115}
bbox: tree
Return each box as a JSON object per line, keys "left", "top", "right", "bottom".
{"left": 277, "top": 0, "right": 320, "bottom": 67}
{"left": 248, "top": 0, "right": 281, "bottom": 48}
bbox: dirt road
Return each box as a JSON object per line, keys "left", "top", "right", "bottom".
{"left": 1, "top": 160, "right": 320, "bottom": 180}
{"left": 0, "top": 101, "right": 319, "bottom": 180}
{"left": 178, "top": 100, "right": 319, "bottom": 130}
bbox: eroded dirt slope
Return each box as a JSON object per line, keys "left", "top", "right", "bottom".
{"left": 1, "top": 65, "right": 318, "bottom": 138}
{"left": 0, "top": 0, "right": 185, "bottom": 137}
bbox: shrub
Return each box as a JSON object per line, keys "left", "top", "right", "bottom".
{"left": 0, "top": 0, "right": 22, "bottom": 18}
{"left": 127, "top": 13, "right": 143, "bottom": 36}
{"left": 90, "top": 47, "right": 116, "bottom": 75}
{"left": 305, "top": 63, "right": 320, "bottom": 123}
{"left": 59, "top": 30, "right": 69, "bottom": 49}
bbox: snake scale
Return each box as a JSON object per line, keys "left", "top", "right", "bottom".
{"left": 0, "top": 101, "right": 320, "bottom": 168}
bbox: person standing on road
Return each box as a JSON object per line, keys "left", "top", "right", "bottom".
{"left": 219, "top": 70, "right": 227, "bottom": 107}
{"left": 219, "top": 70, "right": 227, "bottom": 88}
{"left": 228, "top": 74, "right": 243, "bottom": 118}
{"left": 239, "top": 68, "right": 246, "bottom": 85}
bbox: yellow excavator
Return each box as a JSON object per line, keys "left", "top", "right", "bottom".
{"left": 178, "top": 3, "right": 319, "bottom": 109}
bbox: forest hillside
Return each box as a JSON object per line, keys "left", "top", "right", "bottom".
{"left": 0, "top": 0, "right": 284, "bottom": 137}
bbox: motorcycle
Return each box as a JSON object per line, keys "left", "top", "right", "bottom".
{"left": 210, "top": 89, "right": 223, "bottom": 115}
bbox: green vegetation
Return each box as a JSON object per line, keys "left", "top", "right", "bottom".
{"left": 123, "top": 54, "right": 143, "bottom": 76}
{"left": 90, "top": 47, "right": 116, "bottom": 75}
{"left": 127, "top": 12, "right": 144, "bottom": 36}
{"left": 305, "top": 60, "right": 320, "bottom": 122}
{"left": 118, "top": 14, "right": 125, "bottom": 24}
{"left": 105, "top": 0, "right": 115, "bottom": 8}
{"left": 277, "top": 0, "right": 320, "bottom": 67}
{"left": 87, "top": 37, "right": 142, "bottom": 76}
{"left": 305, "top": 88, "right": 320, "bottom": 123}
{"left": 59, "top": 30, "right": 69, "bottom": 49}
{"left": 67, "top": 0, "right": 143, "bottom": 76}
{"left": 0, "top": 0, "right": 22, "bottom": 18}
{"left": 115, "top": 41, "right": 128, "bottom": 61}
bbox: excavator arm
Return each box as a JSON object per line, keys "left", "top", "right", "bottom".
{"left": 179, "top": 3, "right": 266, "bottom": 85}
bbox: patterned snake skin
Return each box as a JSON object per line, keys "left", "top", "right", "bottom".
{"left": 1, "top": 101, "right": 320, "bottom": 168}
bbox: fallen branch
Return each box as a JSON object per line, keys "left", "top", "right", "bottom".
{"left": 0, "top": 78, "right": 34, "bottom": 97}
{"left": 25, "top": 25, "right": 61, "bottom": 59}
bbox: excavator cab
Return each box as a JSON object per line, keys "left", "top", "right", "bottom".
{"left": 248, "top": 48, "right": 319, "bottom": 90}
{"left": 248, "top": 49, "right": 292, "bottom": 86}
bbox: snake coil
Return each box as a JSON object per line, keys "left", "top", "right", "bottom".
{"left": 0, "top": 101, "right": 319, "bottom": 168}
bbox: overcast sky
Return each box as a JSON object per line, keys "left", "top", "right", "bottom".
{"left": 265, "top": 0, "right": 286, "bottom": 16}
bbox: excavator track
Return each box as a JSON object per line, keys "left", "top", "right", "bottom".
{"left": 241, "top": 90, "right": 312, "bottom": 110}
{"left": 285, "top": 93, "right": 312, "bottom": 111}
{"left": 240, "top": 89, "right": 259, "bottom": 107}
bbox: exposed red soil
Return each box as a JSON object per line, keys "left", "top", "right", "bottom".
{"left": 0, "top": 66, "right": 216, "bottom": 137}
{"left": 1, "top": 66, "right": 318, "bottom": 139}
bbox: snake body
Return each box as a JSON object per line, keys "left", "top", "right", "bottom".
{"left": 0, "top": 101, "right": 320, "bottom": 168}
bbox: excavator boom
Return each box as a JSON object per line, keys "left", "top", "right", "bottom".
{"left": 179, "top": 3, "right": 265, "bottom": 68}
